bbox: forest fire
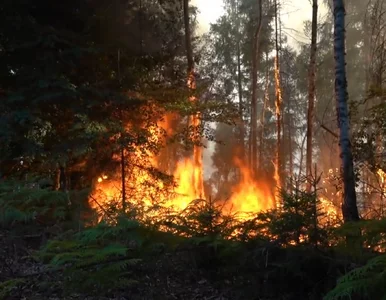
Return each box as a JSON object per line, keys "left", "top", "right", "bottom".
{"left": 187, "top": 70, "right": 204, "bottom": 199}
{"left": 89, "top": 115, "right": 275, "bottom": 221}
{"left": 88, "top": 116, "right": 344, "bottom": 226}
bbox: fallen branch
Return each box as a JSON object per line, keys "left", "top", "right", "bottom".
{"left": 320, "top": 124, "right": 338, "bottom": 138}
{"left": 88, "top": 195, "right": 115, "bottom": 222}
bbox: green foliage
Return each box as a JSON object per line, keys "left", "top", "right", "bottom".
{"left": 322, "top": 219, "right": 386, "bottom": 299}
{"left": 331, "top": 218, "right": 386, "bottom": 258}
{"left": 253, "top": 189, "right": 328, "bottom": 247}
{"left": 166, "top": 198, "right": 236, "bottom": 237}
{"left": 0, "top": 278, "right": 26, "bottom": 300}
{"left": 37, "top": 217, "right": 145, "bottom": 294}
{"left": 324, "top": 254, "right": 386, "bottom": 300}
{"left": 0, "top": 180, "right": 70, "bottom": 228}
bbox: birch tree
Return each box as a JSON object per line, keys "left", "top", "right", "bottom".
{"left": 333, "top": 0, "right": 360, "bottom": 222}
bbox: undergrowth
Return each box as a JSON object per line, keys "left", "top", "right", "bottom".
{"left": 2, "top": 178, "right": 386, "bottom": 299}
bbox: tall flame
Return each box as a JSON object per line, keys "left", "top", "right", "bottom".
{"left": 188, "top": 71, "right": 204, "bottom": 199}
{"left": 89, "top": 111, "right": 276, "bottom": 222}
{"left": 225, "top": 158, "right": 274, "bottom": 215}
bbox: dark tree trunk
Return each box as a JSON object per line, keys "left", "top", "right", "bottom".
{"left": 259, "top": 51, "right": 269, "bottom": 171}
{"left": 59, "top": 166, "right": 67, "bottom": 191}
{"left": 333, "top": 0, "right": 360, "bottom": 222}
{"left": 184, "top": 0, "right": 203, "bottom": 198}
{"left": 237, "top": 20, "right": 245, "bottom": 164}
{"left": 306, "top": 0, "right": 318, "bottom": 192}
{"left": 249, "top": 0, "right": 263, "bottom": 177}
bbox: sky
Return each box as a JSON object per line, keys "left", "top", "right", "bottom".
{"left": 194, "top": 0, "right": 328, "bottom": 49}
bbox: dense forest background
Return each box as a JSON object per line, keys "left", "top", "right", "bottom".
{"left": 1, "top": 0, "right": 386, "bottom": 299}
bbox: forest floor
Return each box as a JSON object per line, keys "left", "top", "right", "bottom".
{"left": 0, "top": 228, "right": 269, "bottom": 300}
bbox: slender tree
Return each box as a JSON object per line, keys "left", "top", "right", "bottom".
{"left": 333, "top": 0, "right": 360, "bottom": 222}
{"left": 183, "top": 0, "right": 204, "bottom": 198}
{"left": 259, "top": 50, "right": 269, "bottom": 170}
{"left": 273, "top": 0, "right": 283, "bottom": 207}
{"left": 249, "top": 0, "right": 263, "bottom": 177}
{"left": 306, "top": 0, "right": 318, "bottom": 192}
{"left": 235, "top": 0, "right": 245, "bottom": 164}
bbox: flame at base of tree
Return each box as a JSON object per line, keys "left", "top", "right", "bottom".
{"left": 90, "top": 147, "right": 275, "bottom": 223}
{"left": 89, "top": 111, "right": 276, "bottom": 222}
{"left": 190, "top": 112, "right": 204, "bottom": 199}
{"left": 188, "top": 70, "right": 204, "bottom": 199}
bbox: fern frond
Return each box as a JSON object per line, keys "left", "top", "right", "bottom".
{"left": 0, "top": 279, "right": 25, "bottom": 300}
{"left": 324, "top": 254, "right": 386, "bottom": 300}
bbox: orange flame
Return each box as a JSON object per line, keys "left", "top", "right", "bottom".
{"left": 89, "top": 113, "right": 276, "bottom": 222}
{"left": 188, "top": 70, "right": 204, "bottom": 198}
{"left": 225, "top": 158, "right": 274, "bottom": 216}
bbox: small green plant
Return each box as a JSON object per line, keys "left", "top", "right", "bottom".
{"left": 253, "top": 189, "right": 328, "bottom": 247}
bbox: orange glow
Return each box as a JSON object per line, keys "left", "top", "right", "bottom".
{"left": 377, "top": 168, "right": 386, "bottom": 185}
{"left": 165, "top": 158, "right": 200, "bottom": 210}
{"left": 88, "top": 92, "right": 344, "bottom": 233}
{"left": 318, "top": 196, "right": 341, "bottom": 225}
{"left": 188, "top": 70, "right": 204, "bottom": 198}
{"left": 89, "top": 112, "right": 276, "bottom": 223}
{"left": 89, "top": 115, "right": 346, "bottom": 232}
{"left": 225, "top": 158, "right": 274, "bottom": 215}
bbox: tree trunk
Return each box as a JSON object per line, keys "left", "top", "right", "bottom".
{"left": 333, "top": 0, "right": 360, "bottom": 222}
{"left": 259, "top": 51, "right": 269, "bottom": 171}
{"left": 249, "top": 0, "right": 263, "bottom": 177}
{"left": 306, "top": 0, "right": 318, "bottom": 192}
{"left": 118, "top": 49, "right": 126, "bottom": 211}
{"left": 237, "top": 6, "right": 245, "bottom": 165}
{"left": 54, "top": 163, "right": 67, "bottom": 191}
{"left": 273, "top": 0, "right": 283, "bottom": 207}
{"left": 287, "top": 105, "right": 293, "bottom": 192}
{"left": 183, "top": 0, "right": 203, "bottom": 198}
{"left": 59, "top": 166, "right": 67, "bottom": 191}
{"left": 120, "top": 146, "right": 127, "bottom": 211}
{"left": 297, "top": 133, "right": 307, "bottom": 188}
{"left": 54, "top": 163, "right": 60, "bottom": 191}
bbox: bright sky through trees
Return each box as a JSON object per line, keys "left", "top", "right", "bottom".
{"left": 193, "top": 0, "right": 224, "bottom": 33}
{"left": 195, "top": 0, "right": 328, "bottom": 48}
